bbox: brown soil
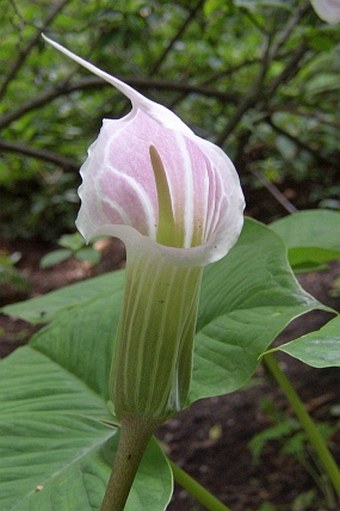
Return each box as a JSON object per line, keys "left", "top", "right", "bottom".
{"left": 0, "top": 238, "right": 339, "bottom": 511}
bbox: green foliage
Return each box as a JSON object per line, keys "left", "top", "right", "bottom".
{"left": 249, "top": 397, "right": 339, "bottom": 508}
{"left": 270, "top": 210, "right": 340, "bottom": 272}
{"left": 0, "top": 251, "right": 21, "bottom": 266}
{"left": 0, "top": 173, "right": 79, "bottom": 241}
{"left": 330, "top": 275, "right": 340, "bottom": 297}
{"left": 255, "top": 504, "right": 278, "bottom": 511}
{"left": 1, "top": 270, "right": 124, "bottom": 324}
{"left": 291, "top": 490, "right": 317, "bottom": 511}
{"left": 3, "top": 219, "right": 327, "bottom": 402}
{"left": 0, "top": 251, "right": 31, "bottom": 299}
{"left": 58, "top": 233, "right": 87, "bottom": 251}
{"left": 273, "top": 315, "right": 340, "bottom": 368}
{"left": 0, "top": 219, "right": 338, "bottom": 510}
{"left": 0, "top": 348, "right": 172, "bottom": 511}
{"left": 40, "top": 232, "right": 101, "bottom": 268}
{"left": 1, "top": 1, "right": 340, "bottom": 239}
{"left": 190, "top": 219, "right": 325, "bottom": 402}
{"left": 0, "top": 266, "right": 31, "bottom": 298}
{"left": 249, "top": 418, "right": 300, "bottom": 463}
{"left": 1, "top": 2, "right": 340, "bottom": 507}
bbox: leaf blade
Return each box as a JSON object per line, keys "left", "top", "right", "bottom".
{"left": 273, "top": 315, "right": 340, "bottom": 368}
{"left": 190, "top": 219, "right": 328, "bottom": 403}
{"left": 0, "top": 347, "right": 173, "bottom": 511}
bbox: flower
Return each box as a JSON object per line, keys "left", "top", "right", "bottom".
{"left": 310, "top": 0, "right": 340, "bottom": 23}
{"left": 43, "top": 35, "right": 245, "bottom": 421}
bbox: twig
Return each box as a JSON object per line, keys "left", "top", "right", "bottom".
{"left": 148, "top": 0, "right": 205, "bottom": 76}
{"left": 266, "top": 116, "right": 337, "bottom": 168}
{"left": 249, "top": 167, "right": 298, "bottom": 214}
{"left": 268, "top": 2, "right": 310, "bottom": 60}
{"left": 168, "top": 48, "right": 293, "bottom": 112}
{"left": 0, "top": 76, "right": 237, "bottom": 131}
{"left": 201, "top": 58, "right": 261, "bottom": 87}
{"left": 0, "top": 0, "right": 70, "bottom": 99}
{"left": 0, "top": 138, "right": 79, "bottom": 171}
{"left": 265, "top": 44, "right": 310, "bottom": 100}
{"left": 214, "top": 0, "right": 311, "bottom": 148}
{"left": 215, "top": 33, "right": 273, "bottom": 146}
{"left": 112, "top": 0, "right": 205, "bottom": 116}
{"left": 239, "top": 6, "right": 267, "bottom": 34}
{"left": 267, "top": 106, "right": 340, "bottom": 130}
{"left": 215, "top": 39, "right": 310, "bottom": 147}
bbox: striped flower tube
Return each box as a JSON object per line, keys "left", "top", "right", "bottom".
{"left": 43, "top": 36, "right": 245, "bottom": 423}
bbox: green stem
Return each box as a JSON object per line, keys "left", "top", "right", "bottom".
{"left": 169, "top": 459, "right": 232, "bottom": 511}
{"left": 264, "top": 353, "right": 340, "bottom": 499}
{"left": 100, "top": 417, "right": 156, "bottom": 511}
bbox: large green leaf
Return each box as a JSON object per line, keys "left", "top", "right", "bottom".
{"left": 272, "top": 315, "right": 340, "bottom": 368}
{"left": 1, "top": 270, "right": 125, "bottom": 324}
{"left": 189, "top": 218, "right": 327, "bottom": 402}
{"left": 29, "top": 282, "right": 121, "bottom": 401}
{"left": 0, "top": 347, "right": 172, "bottom": 511}
{"left": 270, "top": 210, "right": 340, "bottom": 271}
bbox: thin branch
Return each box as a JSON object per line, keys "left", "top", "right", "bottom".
{"left": 266, "top": 116, "right": 337, "bottom": 167}
{"left": 249, "top": 167, "right": 298, "bottom": 214}
{"left": 215, "top": 33, "right": 273, "bottom": 146}
{"left": 148, "top": 0, "right": 205, "bottom": 76}
{"left": 214, "top": 0, "right": 311, "bottom": 149}
{"left": 0, "top": 76, "right": 238, "bottom": 131}
{"left": 168, "top": 48, "right": 294, "bottom": 112}
{"left": 168, "top": 57, "right": 263, "bottom": 109}
{"left": 265, "top": 43, "right": 310, "bottom": 99}
{"left": 0, "top": 0, "right": 70, "bottom": 100}
{"left": 268, "top": 2, "right": 310, "bottom": 60}
{"left": 201, "top": 58, "right": 260, "bottom": 87}
{"left": 267, "top": 106, "right": 340, "bottom": 130}
{"left": 0, "top": 139, "right": 79, "bottom": 171}
{"left": 239, "top": 6, "right": 268, "bottom": 34}
{"left": 199, "top": 46, "right": 298, "bottom": 92}
{"left": 111, "top": 0, "right": 206, "bottom": 118}
{"left": 215, "top": 39, "right": 310, "bottom": 147}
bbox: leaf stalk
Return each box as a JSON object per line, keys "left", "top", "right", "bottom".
{"left": 264, "top": 353, "right": 340, "bottom": 500}
{"left": 169, "top": 459, "right": 233, "bottom": 511}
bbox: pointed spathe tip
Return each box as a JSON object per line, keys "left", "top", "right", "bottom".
{"left": 41, "top": 34, "right": 144, "bottom": 106}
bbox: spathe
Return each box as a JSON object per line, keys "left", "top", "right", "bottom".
{"left": 43, "top": 35, "right": 245, "bottom": 268}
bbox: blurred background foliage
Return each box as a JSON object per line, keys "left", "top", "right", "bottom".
{"left": 0, "top": 0, "right": 339, "bottom": 241}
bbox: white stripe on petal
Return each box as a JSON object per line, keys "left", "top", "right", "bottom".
{"left": 101, "top": 170, "right": 157, "bottom": 238}
{"left": 177, "top": 133, "right": 194, "bottom": 248}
